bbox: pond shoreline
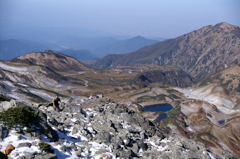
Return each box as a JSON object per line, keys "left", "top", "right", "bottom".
{"left": 142, "top": 103, "right": 173, "bottom": 122}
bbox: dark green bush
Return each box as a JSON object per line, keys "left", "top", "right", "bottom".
{"left": 0, "top": 95, "right": 11, "bottom": 102}
{"left": 39, "top": 142, "right": 54, "bottom": 153}
{"left": 0, "top": 106, "right": 36, "bottom": 131}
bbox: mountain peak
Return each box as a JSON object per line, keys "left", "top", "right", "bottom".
{"left": 132, "top": 35, "right": 145, "bottom": 39}
{"left": 214, "top": 22, "right": 239, "bottom": 33}
{"left": 95, "top": 22, "right": 240, "bottom": 81}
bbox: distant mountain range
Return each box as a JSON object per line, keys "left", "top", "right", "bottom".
{"left": 92, "top": 36, "right": 158, "bottom": 57}
{"left": 0, "top": 36, "right": 163, "bottom": 61}
{"left": 0, "top": 39, "right": 60, "bottom": 61}
{"left": 57, "top": 36, "right": 159, "bottom": 59}
{"left": 95, "top": 22, "right": 240, "bottom": 82}
{"left": 58, "top": 49, "right": 99, "bottom": 61}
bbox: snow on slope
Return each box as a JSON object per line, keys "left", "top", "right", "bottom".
{"left": 174, "top": 84, "right": 239, "bottom": 114}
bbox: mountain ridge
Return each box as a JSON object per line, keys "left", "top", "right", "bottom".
{"left": 59, "top": 49, "right": 99, "bottom": 60}
{"left": 95, "top": 22, "right": 240, "bottom": 82}
{"left": 10, "top": 50, "right": 91, "bottom": 71}
{"left": 92, "top": 36, "right": 159, "bottom": 57}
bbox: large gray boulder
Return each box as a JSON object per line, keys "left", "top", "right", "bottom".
{"left": 31, "top": 107, "right": 59, "bottom": 142}
{"left": 0, "top": 100, "right": 25, "bottom": 112}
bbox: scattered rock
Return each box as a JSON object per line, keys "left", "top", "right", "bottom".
{"left": 0, "top": 99, "right": 239, "bottom": 158}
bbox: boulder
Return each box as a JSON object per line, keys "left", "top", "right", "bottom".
{"left": 31, "top": 107, "right": 59, "bottom": 142}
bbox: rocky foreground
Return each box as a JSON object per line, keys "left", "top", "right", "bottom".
{"left": 0, "top": 99, "right": 238, "bottom": 159}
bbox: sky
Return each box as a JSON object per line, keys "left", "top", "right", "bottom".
{"left": 0, "top": 0, "right": 240, "bottom": 38}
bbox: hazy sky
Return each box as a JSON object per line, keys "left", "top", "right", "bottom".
{"left": 0, "top": 0, "right": 239, "bottom": 38}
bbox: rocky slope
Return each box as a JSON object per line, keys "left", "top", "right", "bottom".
{"left": 10, "top": 50, "right": 91, "bottom": 71}
{"left": 0, "top": 98, "right": 237, "bottom": 159}
{"left": 121, "top": 75, "right": 240, "bottom": 157}
{"left": 95, "top": 22, "right": 240, "bottom": 82}
{"left": 0, "top": 60, "right": 86, "bottom": 103}
{"left": 199, "top": 64, "right": 240, "bottom": 93}
{"left": 171, "top": 84, "right": 240, "bottom": 156}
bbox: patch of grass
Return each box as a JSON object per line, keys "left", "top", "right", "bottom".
{"left": 159, "top": 108, "right": 180, "bottom": 128}
{"left": 160, "top": 117, "right": 171, "bottom": 128}
{"left": 221, "top": 80, "right": 232, "bottom": 87}
{"left": 158, "top": 84, "right": 170, "bottom": 88}
{"left": 148, "top": 83, "right": 162, "bottom": 88}
{"left": 71, "top": 81, "right": 85, "bottom": 86}
{"left": 128, "top": 88, "right": 151, "bottom": 97}
{"left": 168, "top": 94, "right": 180, "bottom": 99}
{"left": 167, "top": 109, "right": 180, "bottom": 118}
{"left": 136, "top": 94, "right": 166, "bottom": 102}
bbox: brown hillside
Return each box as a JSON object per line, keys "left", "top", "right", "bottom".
{"left": 11, "top": 50, "right": 91, "bottom": 71}
{"left": 95, "top": 22, "right": 240, "bottom": 81}
{"left": 199, "top": 64, "right": 240, "bottom": 93}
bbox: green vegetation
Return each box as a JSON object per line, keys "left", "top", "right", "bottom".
{"left": 148, "top": 83, "right": 162, "bottom": 88}
{"left": 39, "top": 142, "right": 54, "bottom": 153}
{"left": 0, "top": 106, "right": 37, "bottom": 131}
{"left": 158, "top": 84, "right": 170, "bottom": 88}
{"left": 71, "top": 81, "right": 85, "bottom": 86}
{"left": 168, "top": 94, "right": 180, "bottom": 99}
{"left": 160, "top": 117, "right": 171, "bottom": 128}
{"left": 220, "top": 80, "right": 232, "bottom": 87}
{"left": 128, "top": 88, "right": 151, "bottom": 97}
{"left": 0, "top": 95, "right": 11, "bottom": 102}
{"left": 136, "top": 94, "right": 166, "bottom": 102}
{"left": 159, "top": 108, "right": 180, "bottom": 128}
{"left": 167, "top": 109, "right": 180, "bottom": 118}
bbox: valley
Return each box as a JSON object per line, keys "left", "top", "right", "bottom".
{"left": 0, "top": 22, "right": 240, "bottom": 158}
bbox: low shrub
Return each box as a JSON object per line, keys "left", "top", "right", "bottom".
{"left": 39, "top": 142, "right": 54, "bottom": 153}
{"left": 0, "top": 95, "right": 11, "bottom": 102}
{"left": 0, "top": 106, "right": 37, "bottom": 131}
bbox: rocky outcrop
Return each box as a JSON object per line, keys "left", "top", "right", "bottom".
{"left": 95, "top": 22, "right": 240, "bottom": 82}
{"left": 1, "top": 99, "right": 238, "bottom": 158}
{"left": 0, "top": 100, "right": 59, "bottom": 142}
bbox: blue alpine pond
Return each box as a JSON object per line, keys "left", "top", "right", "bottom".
{"left": 143, "top": 103, "right": 173, "bottom": 122}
